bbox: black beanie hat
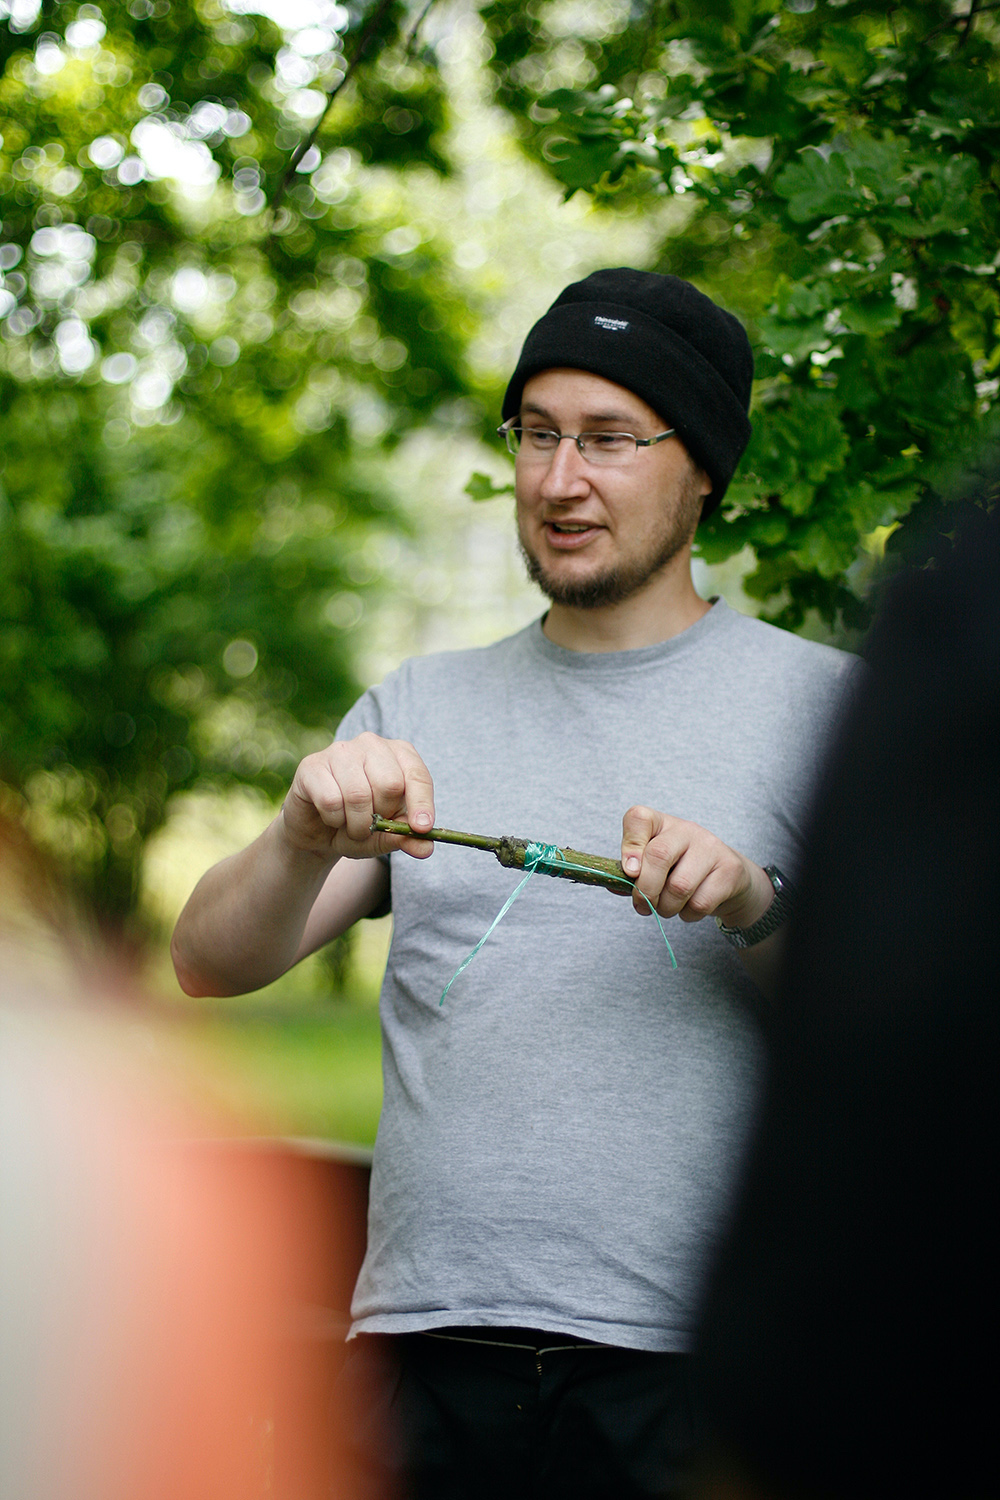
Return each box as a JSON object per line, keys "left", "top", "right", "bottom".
{"left": 501, "top": 268, "right": 753, "bottom": 514}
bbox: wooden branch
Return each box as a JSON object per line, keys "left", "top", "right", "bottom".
{"left": 922, "top": 0, "right": 996, "bottom": 45}
{"left": 371, "top": 816, "right": 634, "bottom": 897}
{"left": 960, "top": 0, "right": 983, "bottom": 46}
{"left": 270, "top": 0, "right": 398, "bottom": 218}
{"left": 404, "top": 0, "right": 437, "bottom": 56}
{"left": 372, "top": 817, "right": 503, "bottom": 853}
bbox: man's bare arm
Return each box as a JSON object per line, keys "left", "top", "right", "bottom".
{"left": 170, "top": 826, "right": 388, "bottom": 997}
{"left": 620, "top": 806, "right": 790, "bottom": 1001}
{"left": 170, "top": 732, "right": 435, "bottom": 997}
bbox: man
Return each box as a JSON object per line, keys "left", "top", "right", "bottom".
{"left": 172, "top": 269, "right": 855, "bottom": 1499}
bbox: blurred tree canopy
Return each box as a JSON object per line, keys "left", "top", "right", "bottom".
{"left": 3, "top": 0, "right": 998, "bottom": 937}
{"left": 479, "top": 0, "right": 1000, "bottom": 625}
{"left": 0, "top": 0, "right": 474, "bottom": 932}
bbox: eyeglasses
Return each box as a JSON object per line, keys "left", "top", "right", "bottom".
{"left": 498, "top": 418, "right": 676, "bottom": 466}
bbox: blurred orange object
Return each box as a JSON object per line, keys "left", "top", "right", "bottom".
{"left": 0, "top": 814, "right": 382, "bottom": 1500}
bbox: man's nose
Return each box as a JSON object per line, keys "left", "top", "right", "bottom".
{"left": 538, "top": 436, "right": 590, "bottom": 497}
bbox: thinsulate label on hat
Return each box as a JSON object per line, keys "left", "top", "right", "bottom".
{"left": 593, "top": 316, "right": 629, "bottom": 331}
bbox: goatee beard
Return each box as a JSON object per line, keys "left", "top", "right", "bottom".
{"left": 518, "top": 472, "right": 704, "bottom": 610}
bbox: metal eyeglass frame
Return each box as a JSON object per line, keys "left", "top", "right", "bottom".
{"left": 497, "top": 418, "right": 677, "bottom": 462}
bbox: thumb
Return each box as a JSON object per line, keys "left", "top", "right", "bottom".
{"left": 620, "top": 804, "right": 661, "bottom": 877}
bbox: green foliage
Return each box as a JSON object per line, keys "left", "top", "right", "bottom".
{"left": 0, "top": 0, "right": 471, "bottom": 932}
{"left": 479, "top": 0, "right": 1000, "bottom": 630}
{"left": 464, "top": 469, "right": 513, "bottom": 500}
{"left": 6, "top": 0, "right": 999, "bottom": 935}
{"left": 186, "top": 1006, "right": 383, "bottom": 1142}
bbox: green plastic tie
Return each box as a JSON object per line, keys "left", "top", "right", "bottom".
{"left": 440, "top": 842, "right": 677, "bottom": 1006}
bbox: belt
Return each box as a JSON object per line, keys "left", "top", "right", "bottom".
{"left": 418, "top": 1325, "right": 606, "bottom": 1355}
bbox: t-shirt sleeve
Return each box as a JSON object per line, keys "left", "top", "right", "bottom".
{"left": 335, "top": 685, "right": 386, "bottom": 742}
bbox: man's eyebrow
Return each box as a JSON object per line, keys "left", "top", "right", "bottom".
{"left": 520, "top": 401, "right": 639, "bottom": 425}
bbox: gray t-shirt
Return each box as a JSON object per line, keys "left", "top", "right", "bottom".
{"left": 337, "top": 601, "right": 856, "bottom": 1351}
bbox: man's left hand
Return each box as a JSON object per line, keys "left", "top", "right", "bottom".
{"left": 620, "top": 806, "right": 776, "bottom": 931}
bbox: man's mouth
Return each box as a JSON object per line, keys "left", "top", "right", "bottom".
{"left": 540, "top": 519, "right": 604, "bottom": 552}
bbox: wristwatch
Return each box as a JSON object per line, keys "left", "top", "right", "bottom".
{"left": 715, "top": 866, "right": 795, "bottom": 949}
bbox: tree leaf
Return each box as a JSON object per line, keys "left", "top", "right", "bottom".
{"left": 774, "top": 150, "right": 860, "bottom": 223}
{"left": 464, "top": 472, "right": 514, "bottom": 501}
{"left": 840, "top": 298, "right": 901, "bottom": 336}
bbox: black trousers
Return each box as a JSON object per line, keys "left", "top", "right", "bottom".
{"left": 337, "top": 1327, "right": 694, "bottom": 1500}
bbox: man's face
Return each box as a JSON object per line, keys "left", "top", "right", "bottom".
{"left": 514, "top": 369, "right": 711, "bottom": 610}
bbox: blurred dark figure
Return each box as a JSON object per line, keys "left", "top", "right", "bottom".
{"left": 691, "top": 493, "right": 999, "bottom": 1499}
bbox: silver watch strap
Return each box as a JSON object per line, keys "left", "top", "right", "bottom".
{"left": 715, "top": 866, "right": 795, "bottom": 949}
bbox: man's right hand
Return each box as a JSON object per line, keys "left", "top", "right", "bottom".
{"left": 281, "top": 731, "right": 437, "bottom": 863}
{"left": 171, "top": 733, "right": 436, "bottom": 997}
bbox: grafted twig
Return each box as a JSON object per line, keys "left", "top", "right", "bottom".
{"left": 371, "top": 816, "right": 633, "bottom": 896}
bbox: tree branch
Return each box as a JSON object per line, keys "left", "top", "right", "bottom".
{"left": 959, "top": 0, "right": 983, "bottom": 48}
{"left": 404, "top": 0, "right": 437, "bottom": 58}
{"left": 270, "top": 0, "right": 399, "bottom": 218}
{"left": 922, "top": 0, "right": 999, "bottom": 46}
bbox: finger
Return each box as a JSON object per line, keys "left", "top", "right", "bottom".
{"left": 386, "top": 739, "right": 436, "bottom": 833}
{"left": 394, "top": 835, "right": 435, "bottom": 860}
{"left": 332, "top": 735, "right": 404, "bottom": 843}
{"left": 367, "top": 825, "right": 435, "bottom": 860}
{"left": 620, "top": 805, "right": 663, "bottom": 878}
{"left": 289, "top": 754, "right": 347, "bottom": 837}
{"left": 632, "top": 845, "right": 691, "bottom": 917}
{"left": 629, "top": 825, "right": 695, "bottom": 915}
{"left": 652, "top": 848, "right": 720, "bottom": 921}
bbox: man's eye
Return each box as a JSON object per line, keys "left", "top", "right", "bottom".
{"left": 586, "top": 432, "right": 632, "bottom": 451}
{"left": 524, "top": 429, "right": 559, "bottom": 448}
